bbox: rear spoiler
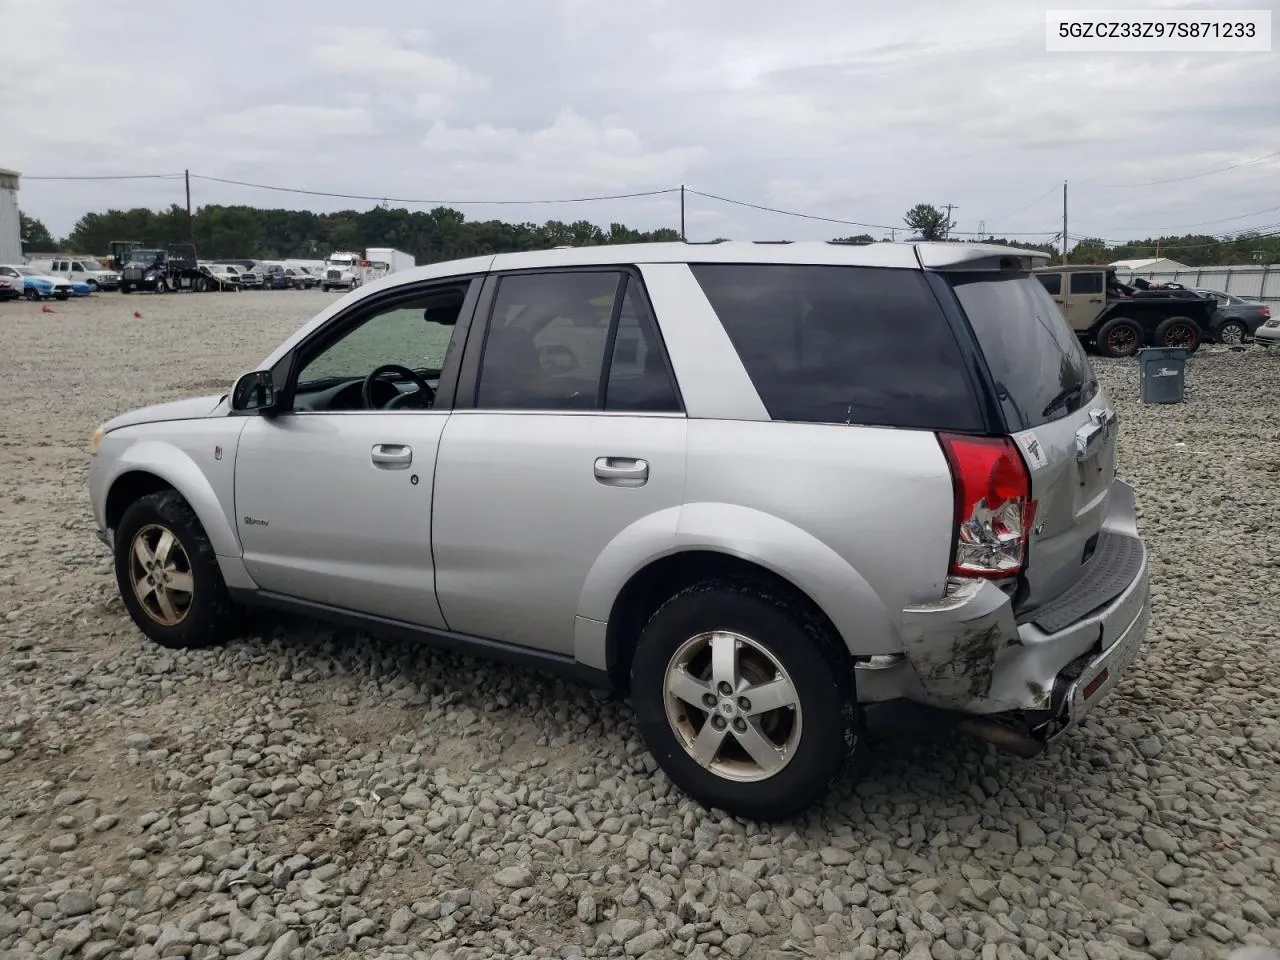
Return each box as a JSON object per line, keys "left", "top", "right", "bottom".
{"left": 915, "top": 244, "right": 1053, "bottom": 273}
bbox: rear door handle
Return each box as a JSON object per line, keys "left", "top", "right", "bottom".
{"left": 372, "top": 443, "right": 412, "bottom": 469}
{"left": 594, "top": 456, "right": 648, "bottom": 486}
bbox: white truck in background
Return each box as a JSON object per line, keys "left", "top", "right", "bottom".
{"left": 320, "top": 251, "right": 365, "bottom": 292}
{"left": 364, "top": 247, "right": 415, "bottom": 282}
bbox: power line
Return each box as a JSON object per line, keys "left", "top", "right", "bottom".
{"left": 1069, "top": 229, "right": 1280, "bottom": 251}
{"left": 987, "top": 185, "right": 1061, "bottom": 224}
{"left": 188, "top": 174, "right": 679, "bottom": 206}
{"left": 688, "top": 189, "right": 1057, "bottom": 236}
{"left": 1083, "top": 201, "right": 1280, "bottom": 234}
{"left": 1085, "top": 149, "right": 1280, "bottom": 189}
{"left": 23, "top": 173, "right": 184, "bottom": 181}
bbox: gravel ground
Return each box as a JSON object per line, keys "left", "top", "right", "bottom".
{"left": 1, "top": 290, "right": 1278, "bottom": 960}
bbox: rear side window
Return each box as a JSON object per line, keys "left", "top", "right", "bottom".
{"left": 948, "top": 273, "right": 1097, "bottom": 431}
{"left": 1036, "top": 273, "right": 1061, "bottom": 295}
{"left": 690, "top": 264, "right": 981, "bottom": 430}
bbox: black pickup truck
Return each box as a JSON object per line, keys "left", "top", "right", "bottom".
{"left": 1033, "top": 265, "right": 1218, "bottom": 357}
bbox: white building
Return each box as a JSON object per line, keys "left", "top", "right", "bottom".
{"left": 0, "top": 168, "right": 20, "bottom": 264}
{"left": 1110, "top": 257, "right": 1189, "bottom": 274}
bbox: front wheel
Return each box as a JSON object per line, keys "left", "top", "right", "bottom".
{"left": 25, "top": 287, "right": 40, "bottom": 301}
{"left": 114, "top": 491, "right": 237, "bottom": 649}
{"left": 630, "top": 581, "right": 858, "bottom": 822}
{"left": 1217, "top": 319, "right": 1247, "bottom": 345}
{"left": 1155, "top": 316, "right": 1201, "bottom": 352}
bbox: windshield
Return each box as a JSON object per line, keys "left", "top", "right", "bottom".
{"left": 80, "top": 258, "right": 107, "bottom": 271}
{"left": 15, "top": 267, "right": 40, "bottom": 276}
{"left": 948, "top": 272, "right": 1098, "bottom": 430}
{"left": 130, "top": 251, "right": 163, "bottom": 265}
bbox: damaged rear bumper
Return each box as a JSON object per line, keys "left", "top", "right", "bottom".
{"left": 886, "top": 479, "right": 1149, "bottom": 742}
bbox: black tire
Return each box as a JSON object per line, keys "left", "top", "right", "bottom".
{"left": 630, "top": 580, "right": 858, "bottom": 822}
{"left": 1216, "top": 319, "right": 1247, "bottom": 345}
{"left": 1095, "top": 317, "right": 1143, "bottom": 358}
{"left": 121, "top": 283, "right": 132, "bottom": 294}
{"left": 1155, "top": 316, "right": 1201, "bottom": 352}
{"left": 25, "top": 287, "right": 39, "bottom": 301}
{"left": 87, "top": 280, "right": 99, "bottom": 292}
{"left": 55, "top": 291, "right": 70, "bottom": 301}
{"left": 114, "top": 491, "right": 236, "bottom": 649}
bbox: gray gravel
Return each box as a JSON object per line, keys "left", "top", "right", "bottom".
{"left": 1, "top": 291, "right": 1278, "bottom": 960}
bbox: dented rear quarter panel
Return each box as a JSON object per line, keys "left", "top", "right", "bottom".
{"left": 683, "top": 418, "right": 957, "bottom": 655}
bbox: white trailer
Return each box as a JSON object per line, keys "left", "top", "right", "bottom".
{"left": 365, "top": 247, "right": 415, "bottom": 280}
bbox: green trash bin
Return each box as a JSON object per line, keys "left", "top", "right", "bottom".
{"left": 1136, "top": 346, "right": 1190, "bottom": 404}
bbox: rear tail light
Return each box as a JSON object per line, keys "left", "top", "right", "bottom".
{"left": 938, "top": 434, "right": 1037, "bottom": 579}
{"left": 1262, "top": 307, "right": 1271, "bottom": 318}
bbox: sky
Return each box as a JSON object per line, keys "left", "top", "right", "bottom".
{"left": 3, "top": 0, "right": 1278, "bottom": 248}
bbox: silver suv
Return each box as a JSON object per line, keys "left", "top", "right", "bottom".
{"left": 88, "top": 241, "right": 1150, "bottom": 821}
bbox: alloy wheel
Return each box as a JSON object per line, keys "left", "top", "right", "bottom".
{"left": 128, "top": 524, "right": 195, "bottom": 626}
{"left": 663, "top": 630, "right": 803, "bottom": 782}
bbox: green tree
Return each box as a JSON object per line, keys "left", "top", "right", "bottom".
{"left": 19, "top": 212, "right": 56, "bottom": 252}
{"left": 832, "top": 234, "right": 875, "bottom": 244}
{"left": 903, "top": 204, "right": 953, "bottom": 241}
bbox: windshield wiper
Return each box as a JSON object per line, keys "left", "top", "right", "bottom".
{"left": 1041, "top": 378, "right": 1096, "bottom": 418}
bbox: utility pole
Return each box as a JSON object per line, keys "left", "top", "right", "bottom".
{"left": 184, "top": 169, "right": 193, "bottom": 239}
{"left": 1061, "top": 180, "right": 1068, "bottom": 264}
{"left": 680, "top": 185, "right": 686, "bottom": 241}
{"left": 943, "top": 203, "right": 957, "bottom": 239}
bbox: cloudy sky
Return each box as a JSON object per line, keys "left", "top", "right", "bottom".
{"left": 4, "top": 0, "right": 1277, "bottom": 248}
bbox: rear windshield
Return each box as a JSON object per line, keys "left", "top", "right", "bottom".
{"left": 948, "top": 273, "right": 1097, "bottom": 431}
{"left": 690, "top": 264, "right": 981, "bottom": 431}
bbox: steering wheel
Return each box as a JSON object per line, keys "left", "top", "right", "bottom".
{"left": 361, "top": 364, "right": 435, "bottom": 410}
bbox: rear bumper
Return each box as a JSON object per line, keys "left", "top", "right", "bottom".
{"left": 886, "top": 478, "right": 1148, "bottom": 741}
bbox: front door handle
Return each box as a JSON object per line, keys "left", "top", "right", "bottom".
{"left": 372, "top": 443, "right": 412, "bottom": 469}
{"left": 594, "top": 456, "right": 648, "bottom": 487}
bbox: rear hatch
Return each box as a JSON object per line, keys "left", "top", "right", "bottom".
{"left": 946, "top": 271, "right": 1117, "bottom": 610}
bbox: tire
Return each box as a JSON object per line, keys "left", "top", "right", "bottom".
{"left": 25, "top": 287, "right": 39, "bottom": 301}
{"left": 121, "top": 283, "right": 132, "bottom": 294}
{"left": 630, "top": 580, "right": 858, "bottom": 822}
{"left": 55, "top": 291, "right": 70, "bottom": 301}
{"left": 321, "top": 284, "right": 330, "bottom": 292}
{"left": 1217, "top": 319, "right": 1247, "bottom": 345}
{"left": 1155, "top": 316, "right": 1201, "bottom": 352}
{"left": 113, "top": 491, "right": 236, "bottom": 649}
{"left": 87, "top": 280, "right": 99, "bottom": 292}
{"left": 1095, "top": 317, "right": 1143, "bottom": 358}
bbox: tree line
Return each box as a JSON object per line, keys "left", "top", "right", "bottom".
{"left": 17, "top": 201, "right": 1279, "bottom": 268}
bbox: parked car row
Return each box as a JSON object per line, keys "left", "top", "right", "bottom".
{"left": 0, "top": 264, "right": 96, "bottom": 300}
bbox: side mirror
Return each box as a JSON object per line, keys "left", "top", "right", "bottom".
{"left": 231, "top": 370, "right": 279, "bottom": 413}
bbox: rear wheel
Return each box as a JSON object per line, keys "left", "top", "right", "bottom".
{"left": 114, "top": 491, "right": 236, "bottom": 649}
{"left": 25, "top": 287, "right": 39, "bottom": 301}
{"left": 1217, "top": 319, "right": 1247, "bottom": 345}
{"left": 121, "top": 283, "right": 132, "bottom": 294}
{"left": 630, "top": 580, "right": 858, "bottom": 821}
{"left": 1096, "top": 317, "right": 1143, "bottom": 358}
{"left": 1155, "top": 316, "right": 1200, "bottom": 352}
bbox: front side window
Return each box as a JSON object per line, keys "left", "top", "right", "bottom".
{"left": 1069, "top": 272, "right": 1103, "bottom": 295}
{"left": 71, "top": 262, "right": 85, "bottom": 273}
{"left": 293, "top": 283, "right": 471, "bottom": 411}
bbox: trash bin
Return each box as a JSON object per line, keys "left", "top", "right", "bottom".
{"left": 1136, "top": 346, "right": 1189, "bottom": 404}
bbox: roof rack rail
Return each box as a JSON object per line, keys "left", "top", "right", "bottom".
{"left": 683, "top": 238, "right": 728, "bottom": 245}
{"left": 752, "top": 240, "right": 793, "bottom": 245}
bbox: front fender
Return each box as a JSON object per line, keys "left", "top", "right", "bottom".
{"left": 104, "top": 438, "right": 242, "bottom": 557}
{"left": 574, "top": 501, "right": 901, "bottom": 667}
